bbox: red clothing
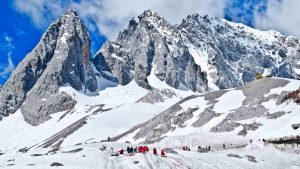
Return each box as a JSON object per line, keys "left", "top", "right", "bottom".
{"left": 153, "top": 148, "right": 157, "bottom": 155}
{"left": 138, "top": 146, "right": 144, "bottom": 153}
{"left": 161, "top": 150, "right": 166, "bottom": 157}
{"left": 144, "top": 146, "right": 149, "bottom": 152}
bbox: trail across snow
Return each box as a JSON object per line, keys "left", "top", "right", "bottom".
{"left": 0, "top": 142, "right": 299, "bottom": 169}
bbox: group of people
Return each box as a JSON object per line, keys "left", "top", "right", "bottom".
{"left": 117, "top": 145, "right": 166, "bottom": 157}
{"left": 182, "top": 146, "right": 191, "bottom": 151}
{"left": 127, "top": 146, "right": 135, "bottom": 153}
{"left": 137, "top": 146, "right": 149, "bottom": 153}
{"left": 197, "top": 146, "right": 211, "bottom": 150}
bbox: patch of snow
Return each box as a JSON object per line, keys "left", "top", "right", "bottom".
{"left": 214, "top": 89, "right": 245, "bottom": 114}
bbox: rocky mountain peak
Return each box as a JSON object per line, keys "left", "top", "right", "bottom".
{"left": 65, "top": 8, "right": 78, "bottom": 16}
{"left": 137, "top": 9, "right": 161, "bottom": 22}
{"left": 100, "top": 10, "right": 299, "bottom": 92}
{"left": 0, "top": 9, "right": 97, "bottom": 125}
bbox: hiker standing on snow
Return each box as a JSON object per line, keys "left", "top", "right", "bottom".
{"left": 161, "top": 150, "right": 166, "bottom": 157}
{"left": 127, "top": 146, "right": 130, "bottom": 153}
{"left": 144, "top": 146, "right": 149, "bottom": 153}
{"left": 153, "top": 148, "right": 157, "bottom": 155}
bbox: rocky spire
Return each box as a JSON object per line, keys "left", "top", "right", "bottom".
{"left": 98, "top": 9, "right": 208, "bottom": 92}
{"left": 0, "top": 9, "right": 97, "bottom": 125}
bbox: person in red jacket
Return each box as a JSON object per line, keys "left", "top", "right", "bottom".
{"left": 161, "top": 150, "right": 166, "bottom": 157}
{"left": 138, "top": 146, "right": 143, "bottom": 153}
{"left": 144, "top": 146, "right": 149, "bottom": 153}
{"left": 153, "top": 148, "right": 157, "bottom": 155}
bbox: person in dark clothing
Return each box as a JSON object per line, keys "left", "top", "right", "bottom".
{"left": 223, "top": 144, "right": 225, "bottom": 149}
{"left": 107, "top": 137, "right": 110, "bottom": 142}
{"left": 134, "top": 147, "right": 137, "bottom": 153}
{"left": 153, "top": 148, "right": 157, "bottom": 155}
{"left": 127, "top": 146, "right": 130, "bottom": 153}
{"left": 161, "top": 150, "right": 166, "bottom": 157}
{"left": 130, "top": 147, "right": 134, "bottom": 153}
{"left": 208, "top": 146, "right": 211, "bottom": 150}
{"left": 119, "top": 149, "right": 124, "bottom": 155}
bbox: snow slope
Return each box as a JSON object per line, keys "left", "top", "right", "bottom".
{"left": 0, "top": 79, "right": 188, "bottom": 150}
{"left": 115, "top": 78, "right": 300, "bottom": 148}
{"left": 0, "top": 78, "right": 299, "bottom": 169}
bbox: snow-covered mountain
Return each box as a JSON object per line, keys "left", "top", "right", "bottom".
{"left": 0, "top": 9, "right": 99, "bottom": 125}
{"left": 0, "top": 9, "right": 300, "bottom": 169}
{"left": 0, "top": 9, "right": 300, "bottom": 124}
{"left": 99, "top": 10, "right": 300, "bottom": 92}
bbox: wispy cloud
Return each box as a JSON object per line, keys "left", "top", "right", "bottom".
{"left": 13, "top": 0, "right": 67, "bottom": 28}
{"left": 254, "top": 0, "right": 300, "bottom": 38}
{"left": 0, "top": 54, "right": 15, "bottom": 79}
{"left": 13, "top": 0, "right": 227, "bottom": 39}
{"left": 0, "top": 34, "right": 15, "bottom": 79}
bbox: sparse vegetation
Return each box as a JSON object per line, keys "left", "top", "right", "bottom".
{"left": 255, "top": 73, "right": 272, "bottom": 79}
{"left": 255, "top": 73, "right": 264, "bottom": 79}
{"left": 281, "top": 89, "right": 300, "bottom": 104}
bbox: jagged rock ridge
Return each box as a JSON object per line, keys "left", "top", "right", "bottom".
{"left": 99, "top": 10, "right": 300, "bottom": 91}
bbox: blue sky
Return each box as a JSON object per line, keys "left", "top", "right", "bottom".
{"left": 0, "top": 0, "right": 299, "bottom": 84}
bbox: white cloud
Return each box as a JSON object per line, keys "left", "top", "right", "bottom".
{"left": 13, "top": 0, "right": 68, "bottom": 27}
{"left": 4, "top": 36, "right": 13, "bottom": 43}
{"left": 0, "top": 55, "right": 15, "bottom": 79}
{"left": 0, "top": 34, "right": 15, "bottom": 79}
{"left": 254, "top": 0, "right": 300, "bottom": 39}
{"left": 13, "top": 0, "right": 227, "bottom": 39}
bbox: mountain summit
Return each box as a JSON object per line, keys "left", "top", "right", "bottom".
{"left": 0, "top": 9, "right": 97, "bottom": 125}
{"left": 99, "top": 10, "right": 300, "bottom": 92}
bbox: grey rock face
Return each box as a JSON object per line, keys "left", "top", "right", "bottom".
{"left": 92, "top": 52, "right": 118, "bottom": 83}
{"left": 0, "top": 9, "right": 98, "bottom": 125}
{"left": 136, "top": 89, "right": 177, "bottom": 104}
{"left": 99, "top": 10, "right": 208, "bottom": 92}
{"left": 179, "top": 14, "right": 300, "bottom": 89}
{"left": 22, "top": 93, "right": 77, "bottom": 125}
{"left": 100, "top": 11, "right": 300, "bottom": 92}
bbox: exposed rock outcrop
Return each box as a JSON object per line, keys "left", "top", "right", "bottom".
{"left": 0, "top": 9, "right": 97, "bottom": 125}
{"left": 99, "top": 10, "right": 300, "bottom": 92}
{"left": 99, "top": 10, "right": 208, "bottom": 92}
